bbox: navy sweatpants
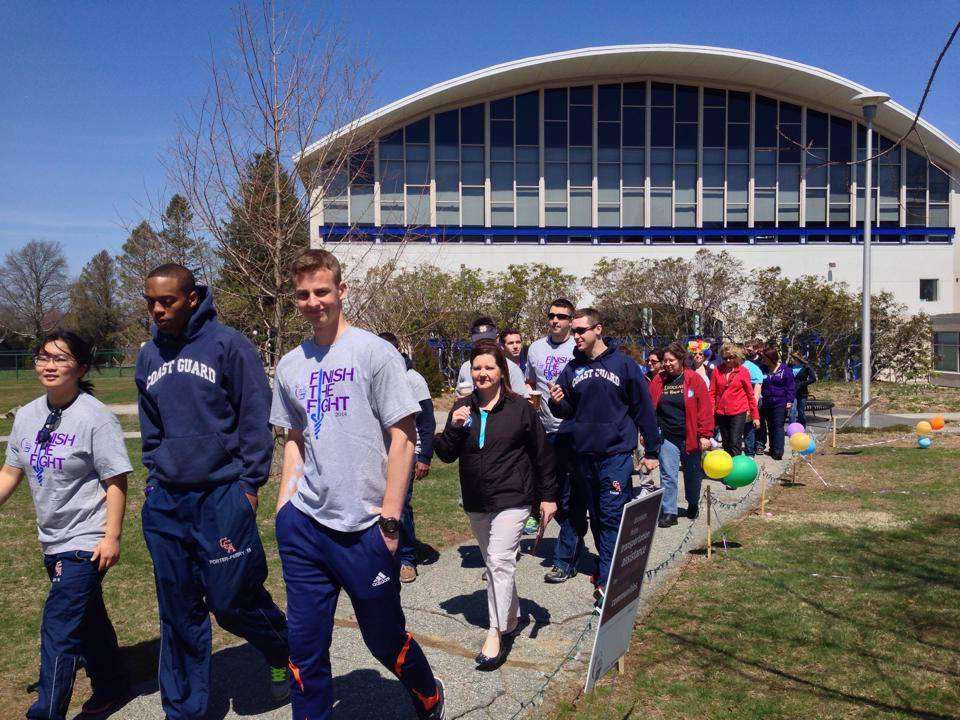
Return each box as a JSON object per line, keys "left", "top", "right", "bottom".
{"left": 275, "top": 502, "right": 440, "bottom": 720}
{"left": 577, "top": 452, "right": 635, "bottom": 590}
{"left": 27, "top": 550, "right": 126, "bottom": 720}
{"left": 550, "top": 433, "right": 588, "bottom": 575}
{"left": 141, "top": 481, "right": 288, "bottom": 720}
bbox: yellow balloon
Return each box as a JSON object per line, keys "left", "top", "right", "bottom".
{"left": 915, "top": 421, "right": 932, "bottom": 436}
{"left": 703, "top": 449, "right": 733, "bottom": 479}
{"left": 789, "top": 432, "right": 811, "bottom": 452}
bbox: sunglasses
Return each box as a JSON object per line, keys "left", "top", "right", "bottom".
{"left": 571, "top": 324, "right": 598, "bottom": 336}
{"left": 547, "top": 312, "right": 571, "bottom": 320}
{"left": 36, "top": 408, "right": 63, "bottom": 446}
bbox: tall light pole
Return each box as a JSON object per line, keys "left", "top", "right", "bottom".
{"left": 851, "top": 91, "right": 890, "bottom": 428}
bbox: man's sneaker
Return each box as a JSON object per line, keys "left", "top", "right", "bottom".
{"left": 424, "top": 676, "right": 445, "bottom": 720}
{"left": 523, "top": 516, "right": 540, "bottom": 535}
{"left": 592, "top": 587, "right": 606, "bottom": 615}
{"left": 544, "top": 566, "right": 576, "bottom": 583}
{"left": 270, "top": 666, "right": 290, "bottom": 703}
{"left": 400, "top": 564, "right": 418, "bottom": 583}
{"left": 80, "top": 687, "right": 130, "bottom": 717}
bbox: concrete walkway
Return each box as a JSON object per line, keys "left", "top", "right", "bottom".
{"left": 108, "top": 453, "right": 789, "bottom": 720}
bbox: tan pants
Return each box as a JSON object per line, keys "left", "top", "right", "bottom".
{"left": 467, "top": 507, "right": 530, "bottom": 632}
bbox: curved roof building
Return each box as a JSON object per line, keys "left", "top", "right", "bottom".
{"left": 300, "top": 45, "right": 958, "bottom": 314}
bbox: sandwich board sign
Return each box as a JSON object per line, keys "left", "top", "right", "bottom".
{"left": 585, "top": 489, "right": 662, "bottom": 692}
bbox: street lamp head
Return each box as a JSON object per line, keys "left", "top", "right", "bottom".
{"left": 851, "top": 92, "right": 890, "bottom": 123}
{"left": 850, "top": 91, "right": 891, "bottom": 107}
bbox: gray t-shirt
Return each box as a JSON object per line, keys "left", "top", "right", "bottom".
{"left": 406, "top": 367, "right": 431, "bottom": 456}
{"left": 271, "top": 327, "right": 421, "bottom": 532}
{"left": 4, "top": 393, "right": 132, "bottom": 554}
{"left": 526, "top": 335, "right": 576, "bottom": 434}
{"left": 456, "top": 358, "right": 530, "bottom": 397}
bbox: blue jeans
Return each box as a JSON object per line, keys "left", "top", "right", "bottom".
{"left": 549, "top": 433, "right": 587, "bottom": 575}
{"left": 27, "top": 551, "right": 126, "bottom": 720}
{"left": 577, "top": 452, "right": 634, "bottom": 590}
{"left": 789, "top": 397, "right": 808, "bottom": 426}
{"left": 762, "top": 404, "right": 787, "bottom": 459}
{"left": 657, "top": 435, "right": 704, "bottom": 516}
{"left": 398, "top": 476, "right": 417, "bottom": 567}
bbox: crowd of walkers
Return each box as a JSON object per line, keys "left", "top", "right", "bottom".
{"left": 0, "top": 248, "right": 815, "bottom": 720}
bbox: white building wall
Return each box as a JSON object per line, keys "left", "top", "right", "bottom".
{"left": 322, "top": 241, "right": 956, "bottom": 316}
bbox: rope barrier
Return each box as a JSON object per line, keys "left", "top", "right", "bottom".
{"left": 507, "top": 615, "right": 595, "bottom": 719}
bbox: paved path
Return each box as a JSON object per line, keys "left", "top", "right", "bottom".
{"left": 105, "top": 454, "right": 789, "bottom": 720}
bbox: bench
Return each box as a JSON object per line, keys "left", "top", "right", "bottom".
{"left": 805, "top": 395, "right": 835, "bottom": 423}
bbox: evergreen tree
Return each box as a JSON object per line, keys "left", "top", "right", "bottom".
{"left": 159, "top": 194, "right": 215, "bottom": 284}
{"left": 218, "top": 151, "right": 309, "bottom": 367}
{"left": 67, "top": 250, "right": 122, "bottom": 351}
{"left": 413, "top": 341, "right": 444, "bottom": 397}
{"left": 115, "top": 220, "right": 164, "bottom": 344}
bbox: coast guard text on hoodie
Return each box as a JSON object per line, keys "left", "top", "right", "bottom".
{"left": 135, "top": 286, "right": 273, "bottom": 494}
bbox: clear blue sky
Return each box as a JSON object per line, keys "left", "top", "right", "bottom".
{"left": 1, "top": 0, "right": 957, "bottom": 273}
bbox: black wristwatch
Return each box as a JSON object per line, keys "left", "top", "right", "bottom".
{"left": 378, "top": 516, "right": 401, "bottom": 534}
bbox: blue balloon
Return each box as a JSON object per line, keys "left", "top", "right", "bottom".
{"left": 800, "top": 436, "right": 817, "bottom": 456}
{"left": 917, "top": 436, "right": 932, "bottom": 449}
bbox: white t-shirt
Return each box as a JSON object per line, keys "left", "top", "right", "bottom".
{"left": 270, "top": 327, "right": 421, "bottom": 532}
{"left": 406, "top": 367, "right": 431, "bottom": 456}
{"left": 526, "top": 335, "right": 576, "bottom": 433}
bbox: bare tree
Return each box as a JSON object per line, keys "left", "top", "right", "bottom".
{"left": 167, "top": 0, "right": 379, "bottom": 367}
{"left": 0, "top": 240, "right": 71, "bottom": 341}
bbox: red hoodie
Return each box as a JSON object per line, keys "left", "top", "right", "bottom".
{"left": 648, "top": 368, "right": 714, "bottom": 453}
{"left": 710, "top": 363, "right": 760, "bottom": 420}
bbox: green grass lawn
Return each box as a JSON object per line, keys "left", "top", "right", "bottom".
{"left": 815, "top": 379, "right": 960, "bottom": 415}
{"left": 549, "top": 435, "right": 960, "bottom": 719}
{"left": 0, "top": 441, "right": 467, "bottom": 718}
{"left": 0, "top": 373, "right": 139, "bottom": 411}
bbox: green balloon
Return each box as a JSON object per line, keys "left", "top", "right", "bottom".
{"left": 724, "top": 455, "right": 758, "bottom": 488}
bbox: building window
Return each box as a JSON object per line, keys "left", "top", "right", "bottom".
{"left": 920, "top": 279, "right": 939, "bottom": 302}
{"left": 933, "top": 331, "right": 959, "bottom": 373}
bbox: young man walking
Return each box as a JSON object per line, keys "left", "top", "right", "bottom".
{"left": 378, "top": 332, "right": 437, "bottom": 584}
{"left": 547, "top": 309, "right": 660, "bottom": 610}
{"left": 136, "top": 264, "right": 289, "bottom": 720}
{"left": 272, "top": 250, "right": 444, "bottom": 720}
{"left": 524, "top": 299, "right": 582, "bottom": 576}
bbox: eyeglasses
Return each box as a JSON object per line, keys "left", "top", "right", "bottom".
{"left": 34, "top": 354, "right": 76, "bottom": 367}
{"left": 722, "top": 355, "right": 737, "bottom": 361}
{"left": 547, "top": 312, "right": 571, "bottom": 320}
{"left": 571, "top": 324, "right": 598, "bottom": 336}
{"left": 692, "top": 352, "right": 704, "bottom": 357}
{"left": 36, "top": 408, "right": 63, "bottom": 446}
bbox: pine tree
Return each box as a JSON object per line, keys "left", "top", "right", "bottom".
{"left": 67, "top": 251, "right": 122, "bottom": 351}
{"left": 218, "top": 151, "right": 309, "bottom": 366}
{"left": 413, "top": 341, "right": 445, "bottom": 397}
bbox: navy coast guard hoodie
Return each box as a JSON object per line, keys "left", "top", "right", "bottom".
{"left": 135, "top": 287, "right": 273, "bottom": 495}
{"left": 548, "top": 339, "right": 661, "bottom": 458}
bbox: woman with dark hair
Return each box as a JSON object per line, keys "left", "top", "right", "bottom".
{"left": 645, "top": 348, "right": 664, "bottom": 381}
{"left": 434, "top": 339, "right": 557, "bottom": 670}
{"left": 648, "top": 342, "right": 714, "bottom": 526}
{"left": 710, "top": 342, "right": 760, "bottom": 456}
{"left": 760, "top": 347, "right": 796, "bottom": 460}
{"left": 0, "top": 330, "right": 132, "bottom": 719}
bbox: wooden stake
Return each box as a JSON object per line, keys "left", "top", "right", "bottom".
{"left": 791, "top": 458, "right": 797, "bottom": 485}
{"left": 832, "top": 417, "right": 837, "bottom": 448}
{"left": 618, "top": 657, "right": 626, "bottom": 675}
{"left": 760, "top": 471, "right": 767, "bottom": 517}
{"left": 706, "top": 485, "right": 712, "bottom": 559}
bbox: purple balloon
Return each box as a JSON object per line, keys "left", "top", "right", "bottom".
{"left": 786, "top": 422, "right": 805, "bottom": 437}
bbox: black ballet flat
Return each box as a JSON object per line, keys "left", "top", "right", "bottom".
{"left": 475, "top": 644, "right": 509, "bottom": 671}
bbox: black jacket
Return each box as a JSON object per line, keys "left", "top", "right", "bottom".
{"left": 434, "top": 392, "right": 556, "bottom": 513}
{"left": 793, "top": 364, "right": 818, "bottom": 398}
